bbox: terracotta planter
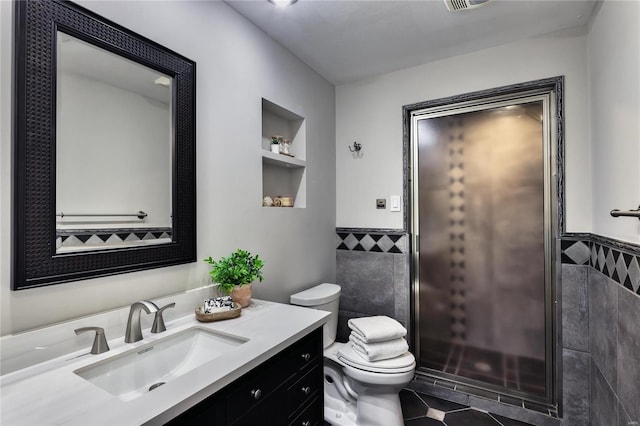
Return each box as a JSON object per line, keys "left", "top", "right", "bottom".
{"left": 231, "top": 284, "right": 252, "bottom": 308}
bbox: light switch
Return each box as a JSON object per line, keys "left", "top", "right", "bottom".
{"left": 390, "top": 195, "right": 401, "bottom": 212}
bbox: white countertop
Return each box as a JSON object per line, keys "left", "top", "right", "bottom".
{"left": 0, "top": 299, "right": 329, "bottom": 425}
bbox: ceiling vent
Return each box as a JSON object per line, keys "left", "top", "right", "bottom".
{"left": 444, "top": 0, "right": 494, "bottom": 12}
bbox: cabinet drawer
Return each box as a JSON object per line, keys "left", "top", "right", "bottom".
{"left": 280, "top": 329, "right": 321, "bottom": 375}
{"left": 286, "top": 365, "right": 322, "bottom": 418}
{"left": 267, "top": 328, "right": 322, "bottom": 385}
{"left": 288, "top": 396, "right": 323, "bottom": 426}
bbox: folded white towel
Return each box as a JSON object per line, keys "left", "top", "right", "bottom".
{"left": 347, "top": 316, "right": 407, "bottom": 343}
{"left": 349, "top": 334, "right": 409, "bottom": 362}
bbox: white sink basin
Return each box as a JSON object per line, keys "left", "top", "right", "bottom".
{"left": 74, "top": 327, "right": 248, "bottom": 401}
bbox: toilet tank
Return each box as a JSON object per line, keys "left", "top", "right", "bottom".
{"left": 290, "top": 283, "right": 341, "bottom": 348}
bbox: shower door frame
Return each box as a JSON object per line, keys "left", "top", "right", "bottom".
{"left": 403, "top": 77, "right": 564, "bottom": 409}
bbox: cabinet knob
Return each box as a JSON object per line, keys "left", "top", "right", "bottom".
{"left": 250, "top": 389, "right": 262, "bottom": 400}
{"left": 301, "top": 386, "right": 311, "bottom": 395}
{"left": 301, "top": 421, "right": 311, "bottom": 426}
{"left": 301, "top": 353, "right": 311, "bottom": 362}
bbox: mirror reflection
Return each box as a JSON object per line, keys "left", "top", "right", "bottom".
{"left": 55, "top": 32, "right": 173, "bottom": 253}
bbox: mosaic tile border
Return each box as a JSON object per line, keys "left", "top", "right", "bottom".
{"left": 337, "top": 231, "right": 639, "bottom": 293}
{"left": 336, "top": 228, "right": 407, "bottom": 254}
{"left": 57, "top": 227, "right": 172, "bottom": 249}
{"left": 561, "top": 234, "right": 640, "bottom": 295}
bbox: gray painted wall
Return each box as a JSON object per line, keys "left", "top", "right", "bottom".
{"left": 0, "top": 0, "right": 336, "bottom": 335}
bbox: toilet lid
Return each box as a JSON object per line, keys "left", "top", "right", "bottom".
{"left": 337, "top": 343, "right": 415, "bottom": 374}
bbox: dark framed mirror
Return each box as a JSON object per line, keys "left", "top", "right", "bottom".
{"left": 13, "top": 0, "right": 196, "bottom": 290}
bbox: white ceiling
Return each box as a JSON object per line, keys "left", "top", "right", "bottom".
{"left": 225, "top": 0, "right": 598, "bottom": 85}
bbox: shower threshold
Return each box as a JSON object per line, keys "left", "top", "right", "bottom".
{"left": 412, "top": 369, "right": 559, "bottom": 419}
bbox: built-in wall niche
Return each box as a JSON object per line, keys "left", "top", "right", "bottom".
{"left": 261, "top": 98, "right": 306, "bottom": 208}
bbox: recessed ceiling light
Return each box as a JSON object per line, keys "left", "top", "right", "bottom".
{"left": 267, "top": 0, "right": 298, "bottom": 8}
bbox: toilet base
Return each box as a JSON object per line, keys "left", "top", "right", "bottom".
{"left": 324, "top": 388, "right": 405, "bottom": 426}
{"left": 323, "top": 361, "right": 407, "bottom": 426}
{"left": 324, "top": 362, "right": 358, "bottom": 426}
{"left": 350, "top": 389, "right": 404, "bottom": 426}
{"left": 324, "top": 392, "right": 357, "bottom": 426}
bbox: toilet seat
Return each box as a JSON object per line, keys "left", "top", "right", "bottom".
{"left": 325, "top": 342, "right": 415, "bottom": 374}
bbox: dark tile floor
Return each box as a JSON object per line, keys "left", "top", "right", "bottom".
{"left": 420, "top": 338, "right": 547, "bottom": 398}
{"left": 400, "top": 389, "right": 534, "bottom": 426}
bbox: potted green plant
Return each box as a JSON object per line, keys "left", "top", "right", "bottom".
{"left": 270, "top": 135, "right": 282, "bottom": 154}
{"left": 204, "top": 249, "right": 264, "bottom": 307}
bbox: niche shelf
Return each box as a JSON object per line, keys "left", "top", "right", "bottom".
{"left": 261, "top": 98, "right": 306, "bottom": 208}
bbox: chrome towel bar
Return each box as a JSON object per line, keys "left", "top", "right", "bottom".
{"left": 610, "top": 205, "right": 640, "bottom": 220}
{"left": 57, "top": 211, "right": 147, "bottom": 220}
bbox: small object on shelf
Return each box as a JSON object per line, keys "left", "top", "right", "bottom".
{"left": 263, "top": 196, "right": 274, "bottom": 207}
{"left": 281, "top": 138, "right": 292, "bottom": 155}
{"left": 275, "top": 195, "right": 293, "bottom": 207}
{"left": 195, "top": 303, "right": 242, "bottom": 322}
{"left": 270, "top": 135, "right": 281, "bottom": 153}
{"left": 271, "top": 135, "right": 284, "bottom": 154}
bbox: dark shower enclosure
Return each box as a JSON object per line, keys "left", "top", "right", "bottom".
{"left": 414, "top": 100, "right": 551, "bottom": 400}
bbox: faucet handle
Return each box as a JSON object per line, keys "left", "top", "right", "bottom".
{"left": 151, "top": 303, "right": 176, "bottom": 333}
{"left": 75, "top": 327, "right": 110, "bottom": 354}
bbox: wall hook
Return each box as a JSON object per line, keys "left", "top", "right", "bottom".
{"left": 348, "top": 141, "right": 363, "bottom": 159}
{"left": 348, "top": 141, "right": 362, "bottom": 153}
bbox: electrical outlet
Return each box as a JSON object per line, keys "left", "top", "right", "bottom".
{"left": 376, "top": 199, "right": 386, "bottom": 209}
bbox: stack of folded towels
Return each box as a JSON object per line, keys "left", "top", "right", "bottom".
{"left": 347, "top": 316, "right": 409, "bottom": 362}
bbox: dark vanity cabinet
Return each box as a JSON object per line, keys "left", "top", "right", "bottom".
{"left": 166, "top": 328, "right": 323, "bottom": 426}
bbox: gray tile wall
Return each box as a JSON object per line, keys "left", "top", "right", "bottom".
{"left": 335, "top": 249, "right": 410, "bottom": 342}
{"left": 617, "top": 284, "right": 640, "bottom": 424}
{"left": 562, "top": 238, "right": 640, "bottom": 425}
{"left": 561, "top": 264, "right": 590, "bottom": 426}
{"left": 589, "top": 271, "right": 618, "bottom": 393}
{"left": 562, "top": 349, "right": 590, "bottom": 426}
{"left": 589, "top": 269, "right": 640, "bottom": 426}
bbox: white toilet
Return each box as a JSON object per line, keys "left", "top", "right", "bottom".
{"left": 290, "top": 283, "right": 415, "bottom": 426}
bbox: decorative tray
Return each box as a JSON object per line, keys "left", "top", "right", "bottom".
{"left": 195, "top": 303, "right": 242, "bottom": 322}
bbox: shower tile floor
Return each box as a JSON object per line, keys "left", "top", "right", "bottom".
{"left": 400, "top": 389, "right": 534, "bottom": 426}
{"left": 420, "top": 338, "right": 546, "bottom": 397}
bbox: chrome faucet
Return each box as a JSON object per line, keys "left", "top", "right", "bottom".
{"left": 125, "top": 300, "right": 159, "bottom": 343}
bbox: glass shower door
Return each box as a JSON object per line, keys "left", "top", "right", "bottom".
{"left": 413, "top": 99, "right": 552, "bottom": 400}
